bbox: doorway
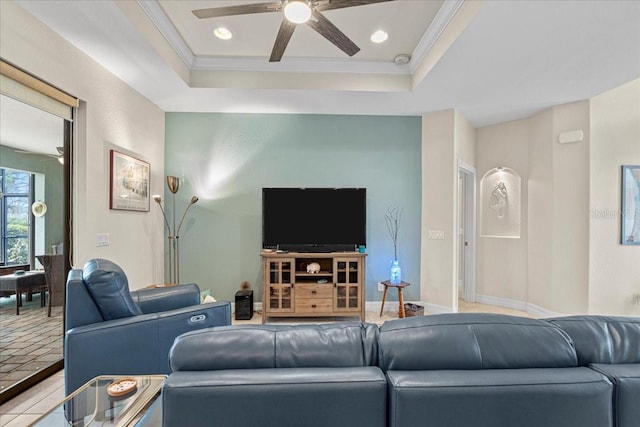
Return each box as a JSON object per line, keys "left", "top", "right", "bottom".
{"left": 0, "top": 93, "right": 72, "bottom": 403}
{"left": 457, "top": 164, "right": 476, "bottom": 303}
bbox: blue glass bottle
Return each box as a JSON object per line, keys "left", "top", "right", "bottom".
{"left": 390, "top": 260, "right": 402, "bottom": 285}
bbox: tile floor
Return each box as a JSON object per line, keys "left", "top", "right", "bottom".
{"left": 0, "top": 301, "right": 534, "bottom": 426}
{"left": 0, "top": 293, "right": 64, "bottom": 392}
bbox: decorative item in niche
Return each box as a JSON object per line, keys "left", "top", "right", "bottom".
{"left": 109, "top": 150, "right": 150, "bottom": 211}
{"left": 621, "top": 165, "right": 640, "bottom": 245}
{"left": 385, "top": 207, "right": 403, "bottom": 284}
{"left": 153, "top": 176, "right": 199, "bottom": 283}
{"left": 480, "top": 167, "right": 521, "bottom": 238}
{"left": 489, "top": 182, "right": 508, "bottom": 218}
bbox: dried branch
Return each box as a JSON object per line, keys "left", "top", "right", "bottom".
{"left": 385, "top": 207, "right": 403, "bottom": 260}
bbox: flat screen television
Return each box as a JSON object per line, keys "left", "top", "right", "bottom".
{"left": 262, "top": 187, "right": 366, "bottom": 252}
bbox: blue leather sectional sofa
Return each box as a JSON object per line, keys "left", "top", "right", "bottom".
{"left": 163, "top": 314, "right": 640, "bottom": 427}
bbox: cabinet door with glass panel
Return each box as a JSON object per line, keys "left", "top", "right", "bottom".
{"left": 333, "top": 257, "right": 361, "bottom": 312}
{"left": 264, "top": 258, "right": 294, "bottom": 314}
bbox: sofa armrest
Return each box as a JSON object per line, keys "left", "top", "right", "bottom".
{"left": 64, "top": 301, "right": 231, "bottom": 395}
{"left": 131, "top": 283, "right": 201, "bottom": 313}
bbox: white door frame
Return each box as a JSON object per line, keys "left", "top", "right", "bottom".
{"left": 457, "top": 162, "right": 476, "bottom": 303}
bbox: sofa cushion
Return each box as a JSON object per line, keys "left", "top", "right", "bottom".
{"left": 163, "top": 367, "right": 386, "bottom": 427}
{"left": 378, "top": 313, "right": 577, "bottom": 371}
{"left": 169, "top": 322, "right": 379, "bottom": 371}
{"left": 386, "top": 367, "right": 612, "bottom": 427}
{"left": 547, "top": 315, "right": 640, "bottom": 364}
{"left": 82, "top": 258, "right": 142, "bottom": 320}
{"left": 590, "top": 363, "right": 640, "bottom": 427}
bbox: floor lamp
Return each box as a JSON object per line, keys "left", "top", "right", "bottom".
{"left": 153, "top": 176, "right": 198, "bottom": 284}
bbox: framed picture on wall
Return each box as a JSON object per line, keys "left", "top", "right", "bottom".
{"left": 110, "top": 150, "right": 150, "bottom": 211}
{"left": 621, "top": 165, "right": 640, "bottom": 245}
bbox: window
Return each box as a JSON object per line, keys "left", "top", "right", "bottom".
{"left": 0, "top": 168, "right": 32, "bottom": 265}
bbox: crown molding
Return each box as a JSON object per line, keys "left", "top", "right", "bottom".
{"left": 137, "top": 0, "right": 437, "bottom": 77}
{"left": 192, "top": 56, "right": 409, "bottom": 75}
{"left": 409, "top": 0, "right": 465, "bottom": 74}
{"left": 137, "top": 0, "right": 195, "bottom": 68}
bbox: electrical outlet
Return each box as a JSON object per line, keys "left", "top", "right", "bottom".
{"left": 377, "top": 282, "right": 385, "bottom": 292}
{"left": 97, "top": 233, "right": 110, "bottom": 247}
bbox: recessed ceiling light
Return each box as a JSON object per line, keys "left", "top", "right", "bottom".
{"left": 284, "top": 1, "right": 312, "bottom": 24}
{"left": 370, "top": 30, "right": 388, "bottom": 43}
{"left": 214, "top": 27, "right": 232, "bottom": 40}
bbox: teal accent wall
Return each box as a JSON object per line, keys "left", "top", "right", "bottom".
{"left": 0, "top": 145, "right": 64, "bottom": 256}
{"left": 165, "top": 113, "right": 421, "bottom": 302}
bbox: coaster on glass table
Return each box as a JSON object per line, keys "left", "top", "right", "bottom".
{"left": 107, "top": 378, "right": 137, "bottom": 398}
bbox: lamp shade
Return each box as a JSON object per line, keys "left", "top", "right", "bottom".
{"left": 167, "top": 176, "right": 181, "bottom": 194}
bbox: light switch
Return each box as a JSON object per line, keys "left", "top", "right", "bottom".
{"left": 97, "top": 233, "right": 110, "bottom": 247}
{"left": 428, "top": 230, "right": 445, "bottom": 240}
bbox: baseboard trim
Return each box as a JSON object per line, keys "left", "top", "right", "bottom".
{"left": 476, "top": 294, "right": 527, "bottom": 311}
{"left": 525, "top": 303, "right": 566, "bottom": 318}
{"left": 476, "top": 294, "right": 566, "bottom": 318}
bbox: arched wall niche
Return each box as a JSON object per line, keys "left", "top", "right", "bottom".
{"left": 480, "top": 167, "right": 521, "bottom": 238}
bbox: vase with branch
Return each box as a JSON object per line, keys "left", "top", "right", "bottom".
{"left": 385, "top": 207, "right": 403, "bottom": 284}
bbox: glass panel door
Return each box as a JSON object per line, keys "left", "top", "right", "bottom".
{"left": 267, "top": 259, "right": 294, "bottom": 312}
{"left": 334, "top": 258, "right": 360, "bottom": 311}
{"left": 0, "top": 94, "right": 70, "bottom": 403}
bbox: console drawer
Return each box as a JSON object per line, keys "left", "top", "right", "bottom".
{"left": 295, "top": 283, "right": 333, "bottom": 299}
{"left": 295, "top": 298, "right": 333, "bottom": 313}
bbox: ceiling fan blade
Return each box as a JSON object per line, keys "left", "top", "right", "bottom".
{"left": 13, "top": 148, "right": 60, "bottom": 159}
{"left": 314, "top": 0, "right": 393, "bottom": 12}
{"left": 306, "top": 11, "right": 360, "bottom": 57}
{"left": 192, "top": 2, "right": 282, "bottom": 19}
{"left": 270, "top": 18, "right": 297, "bottom": 62}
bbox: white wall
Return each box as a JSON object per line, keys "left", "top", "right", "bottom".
{"left": 421, "top": 109, "right": 476, "bottom": 311}
{"left": 477, "top": 81, "right": 638, "bottom": 316}
{"left": 479, "top": 101, "right": 590, "bottom": 315}
{"left": 589, "top": 78, "right": 640, "bottom": 315}
{"left": 422, "top": 110, "right": 456, "bottom": 310}
{"left": 550, "top": 101, "right": 590, "bottom": 313}
{"left": 1, "top": 2, "right": 166, "bottom": 288}
{"left": 527, "top": 109, "right": 554, "bottom": 311}
{"left": 476, "top": 120, "right": 529, "bottom": 307}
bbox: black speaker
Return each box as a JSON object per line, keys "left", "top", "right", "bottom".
{"left": 235, "top": 290, "right": 254, "bottom": 320}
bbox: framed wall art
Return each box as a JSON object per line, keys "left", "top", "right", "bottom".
{"left": 621, "top": 165, "right": 640, "bottom": 245}
{"left": 110, "top": 150, "right": 150, "bottom": 212}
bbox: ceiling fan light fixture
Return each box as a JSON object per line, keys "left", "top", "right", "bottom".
{"left": 284, "top": 1, "right": 311, "bottom": 24}
{"left": 214, "top": 27, "right": 232, "bottom": 40}
{"left": 370, "top": 30, "right": 388, "bottom": 44}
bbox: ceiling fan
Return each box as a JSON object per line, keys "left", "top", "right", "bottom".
{"left": 13, "top": 146, "right": 65, "bottom": 163}
{"left": 192, "top": 0, "right": 394, "bottom": 62}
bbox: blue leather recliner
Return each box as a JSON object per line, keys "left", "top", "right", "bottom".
{"left": 64, "top": 258, "right": 231, "bottom": 395}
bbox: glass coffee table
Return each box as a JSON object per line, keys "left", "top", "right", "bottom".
{"left": 31, "top": 375, "right": 166, "bottom": 426}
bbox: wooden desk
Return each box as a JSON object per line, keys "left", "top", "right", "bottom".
{"left": 379, "top": 280, "right": 411, "bottom": 318}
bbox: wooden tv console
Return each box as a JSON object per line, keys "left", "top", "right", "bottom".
{"left": 261, "top": 251, "right": 366, "bottom": 324}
